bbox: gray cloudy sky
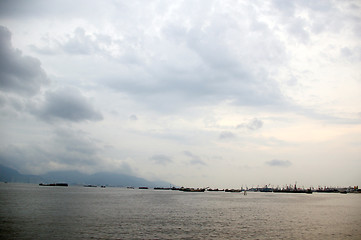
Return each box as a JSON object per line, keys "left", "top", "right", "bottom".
{"left": 0, "top": 0, "right": 360, "bottom": 188}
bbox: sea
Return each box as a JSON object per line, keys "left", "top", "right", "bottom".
{"left": 1, "top": 183, "right": 360, "bottom": 240}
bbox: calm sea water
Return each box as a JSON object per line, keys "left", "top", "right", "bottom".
{"left": 0, "top": 183, "right": 360, "bottom": 239}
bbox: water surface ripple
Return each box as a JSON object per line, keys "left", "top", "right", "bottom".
{"left": 1, "top": 183, "right": 360, "bottom": 239}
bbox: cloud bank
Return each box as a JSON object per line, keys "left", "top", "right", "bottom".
{"left": 0, "top": 1, "right": 360, "bottom": 188}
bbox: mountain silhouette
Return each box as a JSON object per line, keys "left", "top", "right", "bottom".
{"left": 0, "top": 165, "right": 170, "bottom": 187}
{"left": 0, "top": 165, "right": 44, "bottom": 183}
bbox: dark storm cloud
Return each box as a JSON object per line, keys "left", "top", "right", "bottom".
{"left": 0, "top": 128, "right": 103, "bottom": 173}
{"left": 0, "top": 26, "right": 48, "bottom": 96}
{"left": 33, "top": 87, "right": 102, "bottom": 122}
{"left": 150, "top": 154, "right": 172, "bottom": 165}
{"left": 0, "top": 26, "right": 102, "bottom": 124}
{"left": 266, "top": 159, "right": 292, "bottom": 167}
{"left": 0, "top": 0, "right": 104, "bottom": 19}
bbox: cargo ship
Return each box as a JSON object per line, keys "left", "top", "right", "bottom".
{"left": 39, "top": 183, "right": 68, "bottom": 187}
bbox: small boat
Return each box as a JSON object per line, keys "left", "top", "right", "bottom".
{"left": 39, "top": 183, "right": 68, "bottom": 187}
{"left": 154, "top": 187, "right": 171, "bottom": 190}
{"left": 207, "top": 188, "right": 224, "bottom": 191}
{"left": 180, "top": 187, "right": 205, "bottom": 192}
{"left": 139, "top": 187, "right": 149, "bottom": 189}
{"left": 225, "top": 189, "right": 242, "bottom": 193}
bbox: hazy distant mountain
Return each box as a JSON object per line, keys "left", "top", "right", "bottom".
{"left": 0, "top": 164, "right": 171, "bottom": 187}
{"left": 0, "top": 165, "right": 44, "bottom": 183}
{"left": 41, "top": 170, "right": 168, "bottom": 187}
{"left": 41, "top": 170, "right": 89, "bottom": 185}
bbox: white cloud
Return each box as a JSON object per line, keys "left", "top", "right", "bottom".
{"left": 0, "top": 1, "right": 360, "bottom": 187}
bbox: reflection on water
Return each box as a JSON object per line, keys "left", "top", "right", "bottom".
{"left": 0, "top": 183, "right": 360, "bottom": 239}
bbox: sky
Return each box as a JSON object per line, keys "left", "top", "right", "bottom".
{"left": 0, "top": 0, "right": 360, "bottom": 188}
